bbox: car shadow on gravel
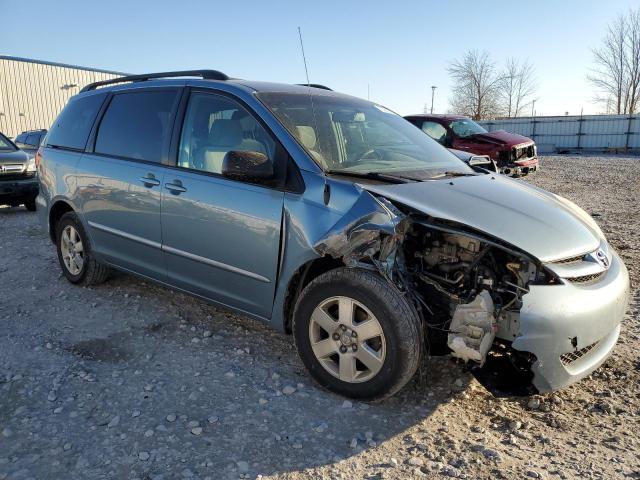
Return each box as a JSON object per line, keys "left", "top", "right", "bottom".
{"left": 14, "top": 268, "right": 474, "bottom": 478}
{"left": 469, "top": 352, "right": 536, "bottom": 397}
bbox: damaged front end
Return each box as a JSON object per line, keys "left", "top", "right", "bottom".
{"left": 313, "top": 190, "right": 553, "bottom": 384}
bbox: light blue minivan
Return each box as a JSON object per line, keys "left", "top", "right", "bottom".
{"left": 38, "top": 71, "right": 629, "bottom": 399}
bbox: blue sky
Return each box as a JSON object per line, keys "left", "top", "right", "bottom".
{"left": 2, "top": 0, "right": 638, "bottom": 116}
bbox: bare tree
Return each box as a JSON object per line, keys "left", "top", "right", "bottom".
{"left": 498, "top": 58, "right": 537, "bottom": 117}
{"left": 588, "top": 8, "right": 640, "bottom": 114}
{"left": 626, "top": 8, "right": 640, "bottom": 113}
{"left": 447, "top": 50, "right": 502, "bottom": 119}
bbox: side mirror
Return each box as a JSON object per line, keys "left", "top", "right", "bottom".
{"left": 468, "top": 155, "right": 492, "bottom": 167}
{"left": 468, "top": 155, "right": 497, "bottom": 172}
{"left": 221, "top": 150, "right": 274, "bottom": 183}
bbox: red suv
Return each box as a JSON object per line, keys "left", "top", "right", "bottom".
{"left": 405, "top": 114, "right": 538, "bottom": 176}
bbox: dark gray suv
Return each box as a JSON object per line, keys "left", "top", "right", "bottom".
{"left": 15, "top": 129, "right": 48, "bottom": 158}
{"left": 0, "top": 131, "right": 38, "bottom": 210}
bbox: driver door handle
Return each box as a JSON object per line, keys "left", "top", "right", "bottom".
{"left": 139, "top": 174, "right": 160, "bottom": 188}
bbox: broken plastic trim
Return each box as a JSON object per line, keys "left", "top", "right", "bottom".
{"left": 313, "top": 191, "right": 409, "bottom": 281}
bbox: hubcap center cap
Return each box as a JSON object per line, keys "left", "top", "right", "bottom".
{"left": 339, "top": 331, "right": 353, "bottom": 346}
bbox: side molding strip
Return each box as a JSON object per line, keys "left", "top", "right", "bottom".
{"left": 162, "top": 245, "right": 271, "bottom": 283}
{"left": 88, "top": 221, "right": 162, "bottom": 249}
{"left": 88, "top": 221, "right": 270, "bottom": 284}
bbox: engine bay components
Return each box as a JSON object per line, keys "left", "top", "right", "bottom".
{"left": 447, "top": 290, "right": 496, "bottom": 364}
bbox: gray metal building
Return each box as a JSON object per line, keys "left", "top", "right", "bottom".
{"left": 0, "top": 55, "right": 125, "bottom": 138}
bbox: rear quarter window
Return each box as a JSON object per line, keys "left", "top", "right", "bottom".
{"left": 94, "top": 90, "right": 179, "bottom": 163}
{"left": 47, "top": 93, "right": 106, "bottom": 150}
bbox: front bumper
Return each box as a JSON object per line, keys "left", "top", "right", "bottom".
{"left": 500, "top": 157, "right": 539, "bottom": 176}
{"left": 512, "top": 250, "right": 629, "bottom": 392}
{"left": 0, "top": 176, "right": 39, "bottom": 203}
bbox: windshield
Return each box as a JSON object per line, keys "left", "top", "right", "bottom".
{"left": 257, "top": 92, "right": 471, "bottom": 178}
{"left": 0, "top": 133, "right": 17, "bottom": 151}
{"left": 449, "top": 119, "right": 487, "bottom": 138}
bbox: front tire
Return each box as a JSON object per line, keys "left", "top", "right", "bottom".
{"left": 56, "top": 212, "right": 110, "bottom": 286}
{"left": 293, "top": 267, "right": 423, "bottom": 400}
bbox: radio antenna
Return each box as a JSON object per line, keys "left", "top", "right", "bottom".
{"left": 296, "top": 27, "right": 329, "bottom": 196}
{"left": 298, "top": 27, "right": 311, "bottom": 86}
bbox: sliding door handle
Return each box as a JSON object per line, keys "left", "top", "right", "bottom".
{"left": 165, "top": 182, "right": 187, "bottom": 195}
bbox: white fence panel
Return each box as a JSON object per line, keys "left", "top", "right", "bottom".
{"left": 480, "top": 114, "right": 640, "bottom": 152}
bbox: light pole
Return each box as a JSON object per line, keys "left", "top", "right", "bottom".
{"left": 430, "top": 86, "right": 437, "bottom": 114}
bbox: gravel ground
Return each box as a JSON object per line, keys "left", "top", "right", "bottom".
{"left": 0, "top": 155, "right": 638, "bottom": 480}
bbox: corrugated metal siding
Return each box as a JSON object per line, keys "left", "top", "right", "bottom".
{"left": 0, "top": 58, "right": 122, "bottom": 138}
{"left": 479, "top": 115, "right": 640, "bottom": 152}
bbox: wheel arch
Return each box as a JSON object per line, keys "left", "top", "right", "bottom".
{"left": 48, "top": 199, "right": 75, "bottom": 244}
{"left": 282, "top": 255, "right": 344, "bottom": 333}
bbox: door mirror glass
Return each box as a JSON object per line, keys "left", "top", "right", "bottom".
{"left": 221, "top": 150, "right": 274, "bottom": 182}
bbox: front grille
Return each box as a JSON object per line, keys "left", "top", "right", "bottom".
{"left": 560, "top": 340, "right": 599, "bottom": 366}
{"left": 568, "top": 272, "right": 605, "bottom": 284}
{"left": 554, "top": 254, "right": 586, "bottom": 264}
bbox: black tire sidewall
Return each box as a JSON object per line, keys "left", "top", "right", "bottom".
{"left": 293, "top": 268, "right": 420, "bottom": 400}
{"left": 56, "top": 213, "right": 89, "bottom": 284}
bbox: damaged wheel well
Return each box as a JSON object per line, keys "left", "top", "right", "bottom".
{"left": 283, "top": 256, "right": 344, "bottom": 333}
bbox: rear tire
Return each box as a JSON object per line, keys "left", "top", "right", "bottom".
{"left": 292, "top": 267, "right": 423, "bottom": 401}
{"left": 24, "top": 200, "right": 36, "bottom": 212}
{"left": 56, "top": 212, "right": 110, "bottom": 286}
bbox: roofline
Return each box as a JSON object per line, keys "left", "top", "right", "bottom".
{"left": 405, "top": 114, "right": 467, "bottom": 119}
{"left": 0, "top": 55, "right": 128, "bottom": 76}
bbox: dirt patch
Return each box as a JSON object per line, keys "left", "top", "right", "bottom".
{"left": 67, "top": 337, "right": 131, "bottom": 362}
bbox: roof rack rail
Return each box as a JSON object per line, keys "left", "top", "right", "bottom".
{"left": 296, "top": 83, "right": 333, "bottom": 91}
{"left": 80, "top": 69, "right": 229, "bottom": 93}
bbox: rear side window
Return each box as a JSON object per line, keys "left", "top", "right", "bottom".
{"left": 95, "top": 90, "right": 179, "bottom": 162}
{"left": 15, "top": 133, "right": 27, "bottom": 144}
{"left": 47, "top": 93, "right": 105, "bottom": 150}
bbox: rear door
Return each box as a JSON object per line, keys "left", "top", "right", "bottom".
{"left": 160, "top": 90, "right": 285, "bottom": 318}
{"left": 77, "top": 88, "right": 181, "bottom": 281}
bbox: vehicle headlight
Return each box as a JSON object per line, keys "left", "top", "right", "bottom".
{"left": 26, "top": 157, "right": 36, "bottom": 172}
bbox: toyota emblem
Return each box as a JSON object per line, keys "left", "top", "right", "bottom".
{"left": 595, "top": 249, "right": 610, "bottom": 269}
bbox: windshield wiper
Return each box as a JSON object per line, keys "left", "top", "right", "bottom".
{"left": 429, "top": 171, "right": 477, "bottom": 179}
{"left": 325, "top": 170, "right": 414, "bottom": 183}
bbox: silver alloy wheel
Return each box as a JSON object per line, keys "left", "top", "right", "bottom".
{"left": 60, "top": 225, "right": 84, "bottom": 276}
{"left": 308, "top": 296, "right": 386, "bottom": 383}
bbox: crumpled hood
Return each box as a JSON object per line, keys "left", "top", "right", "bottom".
{"left": 472, "top": 130, "right": 533, "bottom": 147}
{"left": 0, "top": 149, "right": 29, "bottom": 165}
{"left": 362, "top": 174, "right": 602, "bottom": 262}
